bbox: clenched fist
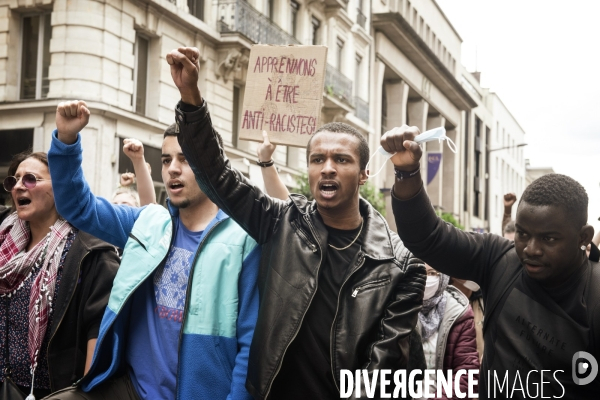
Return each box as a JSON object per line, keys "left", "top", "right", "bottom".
{"left": 380, "top": 125, "right": 423, "bottom": 171}
{"left": 166, "top": 47, "right": 202, "bottom": 106}
{"left": 123, "top": 138, "right": 145, "bottom": 161}
{"left": 503, "top": 193, "right": 517, "bottom": 208}
{"left": 120, "top": 172, "right": 136, "bottom": 187}
{"left": 56, "top": 100, "right": 90, "bottom": 144}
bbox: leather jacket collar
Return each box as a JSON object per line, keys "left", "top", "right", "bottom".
{"left": 289, "top": 194, "right": 395, "bottom": 261}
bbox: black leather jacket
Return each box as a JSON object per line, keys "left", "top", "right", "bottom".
{"left": 176, "top": 101, "right": 426, "bottom": 400}
{"left": 47, "top": 231, "right": 119, "bottom": 391}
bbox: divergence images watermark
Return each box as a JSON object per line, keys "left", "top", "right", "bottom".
{"left": 339, "top": 353, "right": 598, "bottom": 399}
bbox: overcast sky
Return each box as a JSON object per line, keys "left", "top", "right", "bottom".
{"left": 436, "top": 0, "right": 600, "bottom": 231}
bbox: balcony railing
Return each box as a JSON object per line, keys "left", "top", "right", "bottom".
{"left": 218, "top": 0, "right": 300, "bottom": 45}
{"left": 356, "top": 8, "right": 367, "bottom": 29}
{"left": 354, "top": 96, "right": 369, "bottom": 123}
{"left": 325, "top": 64, "right": 353, "bottom": 105}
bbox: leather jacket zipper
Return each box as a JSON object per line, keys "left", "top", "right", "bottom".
{"left": 291, "top": 220, "right": 317, "bottom": 252}
{"left": 47, "top": 250, "right": 88, "bottom": 391}
{"left": 330, "top": 252, "right": 366, "bottom": 393}
{"left": 174, "top": 219, "right": 222, "bottom": 400}
{"left": 351, "top": 277, "right": 391, "bottom": 298}
{"left": 264, "top": 214, "right": 323, "bottom": 399}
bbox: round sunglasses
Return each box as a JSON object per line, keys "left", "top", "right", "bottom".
{"left": 3, "top": 173, "right": 48, "bottom": 192}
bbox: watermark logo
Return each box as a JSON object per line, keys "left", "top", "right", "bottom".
{"left": 572, "top": 351, "right": 598, "bottom": 385}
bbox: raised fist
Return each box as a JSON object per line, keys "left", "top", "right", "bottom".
{"left": 503, "top": 193, "right": 517, "bottom": 208}
{"left": 120, "top": 172, "right": 136, "bottom": 187}
{"left": 166, "top": 47, "right": 202, "bottom": 105}
{"left": 56, "top": 100, "right": 90, "bottom": 143}
{"left": 380, "top": 125, "right": 423, "bottom": 171}
{"left": 123, "top": 138, "right": 145, "bottom": 161}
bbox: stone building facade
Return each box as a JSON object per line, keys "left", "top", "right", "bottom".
{"left": 0, "top": 0, "right": 373, "bottom": 204}
{"left": 0, "top": 0, "right": 528, "bottom": 232}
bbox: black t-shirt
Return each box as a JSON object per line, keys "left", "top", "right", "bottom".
{"left": 268, "top": 222, "right": 363, "bottom": 400}
{"left": 482, "top": 262, "right": 598, "bottom": 399}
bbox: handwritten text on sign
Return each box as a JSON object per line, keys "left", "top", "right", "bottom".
{"left": 239, "top": 45, "right": 327, "bottom": 147}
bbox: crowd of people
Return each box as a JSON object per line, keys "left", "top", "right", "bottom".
{"left": 0, "top": 46, "right": 598, "bottom": 400}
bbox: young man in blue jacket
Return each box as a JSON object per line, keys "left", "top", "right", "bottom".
{"left": 44, "top": 101, "right": 259, "bottom": 400}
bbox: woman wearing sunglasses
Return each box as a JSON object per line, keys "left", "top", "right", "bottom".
{"left": 0, "top": 151, "right": 119, "bottom": 399}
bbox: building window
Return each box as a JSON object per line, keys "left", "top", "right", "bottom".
{"left": 495, "top": 195, "right": 499, "bottom": 218}
{"left": 265, "top": 0, "right": 274, "bottom": 20}
{"left": 20, "top": 14, "right": 51, "bottom": 100}
{"left": 336, "top": 38, "right": 344, "bottom": 71}
{"left": 354, "top": 54, "right": 362, "bottom": 96}
{"left": 311, "top": 17, "right": 321, "bottom": 45}
{"left": 133, "top": 34, "right": 149, "bottom": 115}
{"left": 188, "top": 0, "right": 204, "bottom": 21}
{"left": 290, "top": 1, "right": 299, "bottom": 38}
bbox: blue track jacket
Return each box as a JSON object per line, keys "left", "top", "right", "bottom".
{"left": 48, "top": 130, "right": 259, "bottom": 400}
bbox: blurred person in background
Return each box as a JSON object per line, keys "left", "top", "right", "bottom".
{"left": 111, "top": 188, "right": 140, "bottom": 208}
{"left": 450, "top": 278, "right": 485, "bottom": 361}
{"left": 418, "top": 265, "right": 479, "bottom": 399}
{"left": 0, "top": 151, "right": 118, "bottom": 399}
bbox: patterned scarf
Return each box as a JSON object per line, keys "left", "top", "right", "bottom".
{"left": 418, "top": 273, "right": 450, "bottom": 340}
{"left": 0, "top": 212, "right": 72, "bottom": 390}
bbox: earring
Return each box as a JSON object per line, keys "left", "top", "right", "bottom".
{"left": 581, "top": 245, "right": 587, "bottom": 251}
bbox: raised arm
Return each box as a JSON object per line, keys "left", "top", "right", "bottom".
{"left": 167, "top": 47, "right": 286, "bottom": 244}
{"left": 502, "top": 193, "right": 517, "bottom": 233}
{"left": 50, "top": 100, "right": 141, "bottom": 248}
{"left": 384, "top": 126, "right": 513, "bottom": 285}
{"left": 123, "top": 138, "right": 156, "bottom": 205}
{"left": 257, "top": 130, "right": 290, "bottom": 201}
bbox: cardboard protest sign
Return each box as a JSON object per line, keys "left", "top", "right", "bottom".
{"left": 239, "top": 45, "right": 328, "bottom": 148}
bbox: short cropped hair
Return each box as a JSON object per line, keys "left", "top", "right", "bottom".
{"left": 520, "top": 173, "right": 588, "bottom": 228}
{"left": 306, "top": 122, "right": 369, "bottom": 170}
{"left": 164, "top": 123, "right": 224, "bottom": 148}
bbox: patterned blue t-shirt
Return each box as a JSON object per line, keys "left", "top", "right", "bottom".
{"left": 126, "top": 218, "right": 204, "bottom": 399}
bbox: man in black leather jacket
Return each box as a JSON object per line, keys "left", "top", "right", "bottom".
{"left": 167, "top": 47, "right": 426, "bottom": 400}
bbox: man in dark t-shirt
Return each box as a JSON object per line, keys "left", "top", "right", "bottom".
{"left": 384, "top": 125, "right": 599, "bottom": 399}
{"left": 168, "top": 46, "right": 427, "bottom": 400}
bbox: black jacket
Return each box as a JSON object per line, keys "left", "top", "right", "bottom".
{"left": 175, "top": 101, "right": 426, "bottom": 399}
{"left": 47, "top": 230, "right": 119, "bottom": 391}
{"left": 392, "top": 187, "right": 600, "bottom": 399}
